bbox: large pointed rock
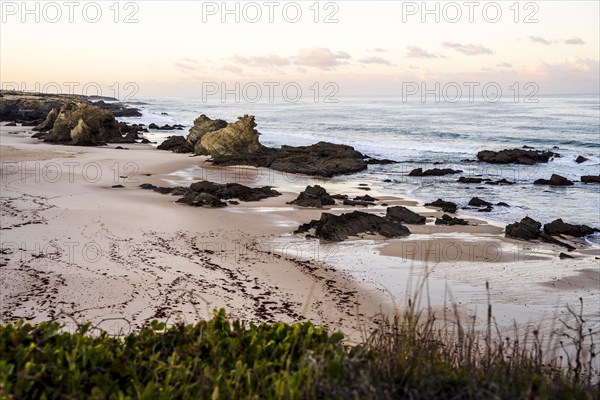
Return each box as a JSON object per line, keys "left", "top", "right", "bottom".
{"left": 187, "top": 114, "right": 227, "bottom": 148}
{"left": 196, "top": 114, "right": 267, "bottom": 157}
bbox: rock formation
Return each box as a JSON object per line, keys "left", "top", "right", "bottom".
{"left": 477, "top": 148, "right": 558, "bottom": 165}
{"left": 288, "top": 185, "right": 336, "bottom": 208}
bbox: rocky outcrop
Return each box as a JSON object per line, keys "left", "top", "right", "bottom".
{"left": 435, "top": 214, "right": 468, "bottom": 226}
{"left": 425, "top": 199, "right": 457, "bottom": 213}
{"left": 477, "top": 148, "right": 557, "bottom": 165}
{"left": 505, "top": 216, "right": 541, "bottom": 240}
{"left": 156, "top": 136, "right": 193, "bottom": 153}
{"left": 575, "top": 155, "right": 589, "bottom": 164}
{"left": 33, "top": 108, "right": 58, "bottom": 132}
{"left": 581, "top": 175, "right": 600, "bottom": 184}
{"left": 409, "top": 168, "right": 462, "bottom": 177}
{"left": 91, "top": 100, "right": 142, "bottom": 117}
{"left": 386, "top": 206, "right": 426, "bottom": 225}
{"left": 294, "top": 211, "right": 411, "bottom": 242}
{"left": 187, "top": 114, "right": 228, "bottom": 148}
{"left": 533, "top": 174, "right": 574, "bottom": 186}
{"left": 288, "top": 185, "right": 336, "bottom": 208}
{"left": 43, "top": 102, "right": 122, "bottom": 146}
{"left": 195, "top": 115, "right": 267, "bottom": 157}
{"left": 151, "top": 180, "right": 281, "bottom": 207}
{"left": 543, "top": 219, "right": 598, "bottom": 237}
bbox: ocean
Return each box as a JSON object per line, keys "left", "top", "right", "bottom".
{"left": 117, "top": 95, "right": 600, "bottom": 245}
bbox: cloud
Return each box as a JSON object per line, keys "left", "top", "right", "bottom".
{"left": 497, "top": 62, "right": 512, "bottom": 68}
{"left": 232, "top": 55, "right": 290, "bottom": 68}
{"left": 368, "top": 48, "right": 387, "bottom": 53}
{"left": 565, "top": 37, "right": 585, "bottom": 45}
{"left": 442, "top": 42, "right": 493, "bottom": 55}
{"left": 221, "top": 64, "right": 242, "bottom": 74}
{"left": 406, "top": 46, "right": 439, "bottom": 59}
{"left": 294, "top": 47, "right": 351, "bottom": 70}
{"left": 529, "top": 36, "right": 552, "bottom": 45}
{"left": 182, "top": 58, "right": 199, "bottom": 64}
{"left": 358, "top": 57, "right": 394, "bottom": 66}
{"left": 174, "top": 62, "right": 195, "bottom": 72}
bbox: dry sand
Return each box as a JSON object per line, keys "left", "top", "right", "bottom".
{"left": 1, "top": 125, "right": 598, "bottom": 340}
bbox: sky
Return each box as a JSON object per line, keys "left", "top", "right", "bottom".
{"left": 1, "top": 0, "right": 599, "bottom": 97}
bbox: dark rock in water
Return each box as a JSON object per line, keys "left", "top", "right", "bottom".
{"left": 522, "top": 145, "right": 535, "bottom": 149}
{"left": 294, "top": 211, "right": 410, "bottom": 242}
{"left": 149, "top": 123, "right": 159, "bottom": 129}
{"left": 533, "top": 174, "right": 574, "bottom": 186}
{"left": 187, "top": 114, "right": 228, "bottom": 149}
{"left": 477, "top": 148, "right": 557, "bottom": 165}
{"left": 355, "top": 194, "right": 379, "bottom": 202}
{"left": 357, "top": 186, "right": 372, "bottom": 191}
{"left": 409, "top": 168, "right": 462, "bottom": 177}
{"left": 366, "top": 158, "right": 397, "bottom": 165}
{"left": 288, "top": 185, "right": 336, "bottom": 208}
{"left": 5, "top": 122, "right": 17, "bottom": 126}
{"left": 485, "top": 178, "right": 515, "bottom": 186}
{"left": 157, "top": 136, "right": 193, "bottom": 153}
{"left": 111, "top": 185, "right": 125, "bottom": 188}
{"left": 458, "top": 176, "right": 488, "bottom": 184}
{"left": 383, "top": 179, "right": 392, "bottom": 183}
{"left": 581, "top": 175, "right": 600, "bottom": 184}
{"left": 425, "top": 198, "right": 457, "bottom": 213}
{"left": 140, "top": 138, "right": 151, "bottom": 144}
{"left": 435, "top": 214, "right": 468, "bottom": 226}
{"left": 43, "top": 102, "right": 122, "bottom": 146}
{"left": 115, "top": 146, "right": 129, "bottom": 150}
{"left": 468, "top": 197, "right": 493, "bottom": 208}
{"left": 139, "top": 183, "right": 158, "bottom": 190}
{"left": 161, "top": 112, "right": 168, "bottom": 115}
{"left": 496, "top": 202, "right": 510, "bottom": 207}
{"left": 575, "top": 155, "right": 589, "bottom": 164}
{"left": 228, "top": 200, "right": 239, "bottom": 205}
{"left": 189, "top": 180, "right": 281, "bottom": 202}
{"left": 544, "top": 219, "right": 599, "bottom": 237}
{"left": 386, "top": 206, "right": 426, "bottom": 225}
{"left": 559, "top": 252, "right": 574, "bottom": 259}
{"left": 506, "top": 216, "right": 541, "bottom": 240}
{"left": 177, "top": 192, "right": 227, "bottom": 208}
{"left": 477, "top": 206, "right": 493, "bottom": 212}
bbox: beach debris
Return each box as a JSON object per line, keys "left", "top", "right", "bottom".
{"left": 533, "top": 174, "right": 574, "bottom": 186}
{"left": 288, "top": 185, "right": 336, "bottom": 208}
{"left": 294, "top": 210, "right": 411, "bottom": 241}
{"left": 425, "top": 198, "right": 458, "bottom": 213}
{"left": 477, "top": 148, "right": 558, "bottom": 165}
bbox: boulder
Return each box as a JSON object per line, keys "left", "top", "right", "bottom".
{"left": 386, "top": 206, "right": 426, "bottom": 224}
{"left": 43, "top": 102, "right": 122, "bottom": 145}
{"left": 409, "top": 168, "right": 462, "bottom": 176}
{"left": 425, "top": 198, "right": 457, "bottom": 213}
{"left": 505, "top": 216, "right": 541, "bottom": 240}
{"left": 288, "top": 185, "right": 336, "bottom": 208}
{"left": 458, "top": 177, "right": 487, "bottom": 184}
{"left": 575, "top": 155, "right": 589, "bottom": 164}
{"left": 196, "top": 114, "right": 267, "bottom": 157}
{"left": 354, "top": 194, "right": 379, "bottom": 202}
{"left": 176, "top": 192, "right": 227, "bottom": 208}
{"left": 468, "top": 197, "right": 493, "bottom": 208}
{"left": 295, "top": 211, "right": 410, "bottom": 242}
{"left": 477, "top": 148, "right": 557, "bottom": 165}
{"left": 533, "top": 174, "right": 574, "bottom": 186}
{"left": 187, "top": 114, "right": 227, "bottom": 147}
{"left": 581, "top": 175, "right": 600, "bottom": 184}
{"left": 543, "top": 219, "right": 598, "bottom": 237}
{"left": 435, "top": 214, "right": 468, "bottom": 226}
{"left": 189, "top": 180, "right": 281, "bottom": 202}
{"left": 157, "top": 136, "right": 193, "bottom": 153}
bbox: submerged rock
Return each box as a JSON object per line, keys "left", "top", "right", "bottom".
{"left": 505, "top": 216, "right": 541, "bottom": 240}
{"left": 424, "top": 198, "right": 457, "bottom": 213}
{"left": 288, "top": 185, "right": 336, "bottom": 208}
{"left": 468, "top": 197, "right": 493, "bottom": 208}
{"left": 581, "top": 175, "right": 600, "bottom": 184}
{"left": 295, "top": 211, "right": 410, "bottom": 242}
{"left": 409, "top": 168, "right": 462, "bottom": 177}
{"left": 386, "top": 206, "right": 426, "bottom": 225}
{"left": 477, "top": 148, "right": 557, "bottom": 165}
{"left": 458, "top": 176, "right": 487, "bottom": 184}
{"left": 533, "top": 174, "right": 574, "bottom": 186}
{"left": 575, "top": 155, "right": 589, "bottom": 163}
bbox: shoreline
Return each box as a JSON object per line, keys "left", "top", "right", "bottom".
{"left": 1, "top": 125, "right": 599, "bottom": 339}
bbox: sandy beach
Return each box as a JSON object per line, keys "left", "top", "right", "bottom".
{"left": 1, "top": 125, "right": 598, "bottom": 340}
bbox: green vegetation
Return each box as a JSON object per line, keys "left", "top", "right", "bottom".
{"left": 1, "top": 303, "right": 598, "bottom": 399}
